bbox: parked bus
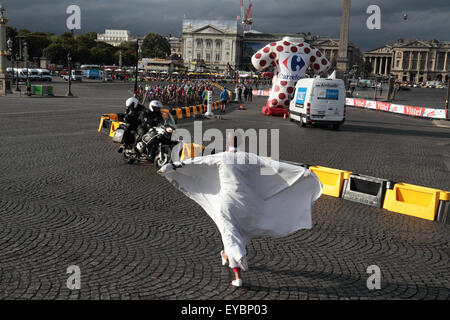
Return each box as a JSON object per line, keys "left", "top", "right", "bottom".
{"left": 80, "top": 64, "right": 102, "bottom": 79}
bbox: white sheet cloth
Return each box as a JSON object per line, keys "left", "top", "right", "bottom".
{"left": 160, "top": 150, "right": 322, "bottom": 270}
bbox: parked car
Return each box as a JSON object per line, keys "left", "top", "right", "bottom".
{"left": 425, "top": 81, "right": 440, "bottom": 88}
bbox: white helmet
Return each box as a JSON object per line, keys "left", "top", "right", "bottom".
{"left": 149, "top": 100, "right": 163, "bottom": 112}
{"left": 126, "top": 97, "right": 139, "bottom": 108}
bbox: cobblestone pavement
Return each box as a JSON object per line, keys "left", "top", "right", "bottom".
{"left": 0, "top": 81, "right": 449, "bottom": 300}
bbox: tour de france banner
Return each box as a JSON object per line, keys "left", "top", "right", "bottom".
{"left": 345, "top": 98, "right": 448, "bottom": 119}
{"left": 251, "top": 37, "right": 331, "bottom": 116}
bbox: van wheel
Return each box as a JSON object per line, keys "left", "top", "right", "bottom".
{"left": 300, "top": 116, "right": 306, "bottom": 127}
{"left": 331, "top": 124, "right": 340, "bottom": 130}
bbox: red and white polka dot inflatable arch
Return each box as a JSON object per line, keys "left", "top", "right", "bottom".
{"left": 251, "top": 37, "right": 332, "bottom": 116}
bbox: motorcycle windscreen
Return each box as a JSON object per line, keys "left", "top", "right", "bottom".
{"left": 165, "top": 113, "right": 177, "bottom": 127}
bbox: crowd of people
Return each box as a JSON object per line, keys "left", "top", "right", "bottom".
{"left": 234, "top": 83, "right": 253, "bottom": 103}
{"left": 135, "top": 81, "right": 216, "bottom": 107}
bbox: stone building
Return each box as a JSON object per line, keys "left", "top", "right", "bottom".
{"left": 365, "top": 39, "right": 450, "bottom": 82}
{"left": 312, "top": 37, "right": 362, "bottom": 72}
{"left": 242, "top": 33, "right": 362, "bottom": 71}
{"left": 363, "top": 45, "right": 393, "bottom": 77}
{"left": 97, "top": 29, "right": 132, "bottom": 47}
{"left": 167, "top": 35, "right": 183, "bottom": 58}
{"left": 182, "top": 19, "right": 243, "bottom": 73}
{"left": 182, "top": 19, "right": 363, "bottom": 73}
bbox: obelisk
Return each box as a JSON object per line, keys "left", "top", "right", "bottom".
{"left": 336, "top": 0, "right": 351, "bottom": 84}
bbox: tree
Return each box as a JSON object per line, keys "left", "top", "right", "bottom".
{"left": 84, "top": 31, "right": 98, "bottom": 42}
{"left": 6, "top": 26, "right": 17, "bottom": 42}
{"left": 44, "top": 42, "right": 68, "bottom": 65}
{"left": 25, "top": 32, "right": 52, "bottom": 59}
{"left": 89, "top": 42, "right": 116, "bottom": 65}
{"left": 6, "top": 26, "right": 18, "bottom": 57}
{"left": 117, "top": 41, "right": 137, "bottom": 66}
{"left": 141, "top": 33, "right": 171, "bottom": 59}
{"left": 361, "top": 60, "right": 372, "bottom": 77}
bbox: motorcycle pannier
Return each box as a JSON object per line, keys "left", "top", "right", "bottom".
{"left": 113, "top": 128, "right": 125, "bottom": 143}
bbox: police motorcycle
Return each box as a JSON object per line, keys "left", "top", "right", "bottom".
{"left": 116, "top": 112, "right": 179, "bottom": 168}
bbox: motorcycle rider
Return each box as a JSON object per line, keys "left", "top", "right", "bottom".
{"left": 119, "top": 97, "right": 144, "bottom": 153}
{"left": 135, "top": 100, "right": 165, "bottom": 159}
{"left": 138, "top": 100, "right": 165, "bottom": 135}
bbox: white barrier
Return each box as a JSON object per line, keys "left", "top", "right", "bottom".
{"left": 252, "top": 90, "right": 270, "bottom": 96}
{"left": 251, "top": 90, "right": 448, "bottom": 120}
{"left": 345, "top": 98, "right": 447, "bottom": 120}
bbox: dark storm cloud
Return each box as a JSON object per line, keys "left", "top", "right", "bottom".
{"left": 2, "top": 0, "right": 449, "bottom": 51}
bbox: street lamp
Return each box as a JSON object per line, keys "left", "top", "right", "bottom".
{"left": 13, "top": 35, "right": 26, "bottom": 92}
{"left": 0, "top": 3, "right": 14, "bottom": 95}
{"left": 445, "top": 78, "right": 449, "bottom": 119}
{"left": 135, "top": 38, "right": 143, "bottom": 94}
{"left": 23, "top": 40, "right": 28, "bottom": 80}
{"left": 65, "top": 52, "right": 73, "bottom": 96}
{"left": 7, "top": 37, "right": 13, "bottom": 84}
{"left": 14, "top": 52, "right": 20, "bottom": 91}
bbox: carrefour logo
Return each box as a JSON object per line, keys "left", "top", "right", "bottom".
{"left": 279, "top": 53, "right": 308, "bottom": 81}
{"left": 283, "top": 55, "right": 305, "bottom": 72}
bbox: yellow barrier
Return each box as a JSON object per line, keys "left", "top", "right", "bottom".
{"left": 174, "top": 108, "right": 183, "bottom": 119}
{"left": 383, "top": 183, "right": 450, "bottom": 221}
{"left": 98, "top": 114, "right": 119, "bottom": 134}
{"left": 183, "top": 107, "right": 191, "bottom": 118}
{"left": 98, "top": 116, "right": 109, "bottom": 133}
{"left": 103, "top": 113, "right": 119, "bottom": 121}
{"left": 309, "top": 166, "right": 352, "bottom": 198}
{"left": 109, "top": 121, "right": 125, "bottom": 138}
{"left": 180, "top": 143, "right": 205, "bottom": 161}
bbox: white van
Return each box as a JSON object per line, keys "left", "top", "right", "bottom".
{"left": 37, "top": 69, "right": 52, "bottom": 82}
{"left": 16, "top": 68, "right": 29, "bottom": 81}
{"left": 28, "top": 69, "right": 42, "bottom": 81}
{"left": 289, "top": 78, "right": 346, "bottom": 130}
{"left": 63, "top": 70, "right": 83, "bottom": 82}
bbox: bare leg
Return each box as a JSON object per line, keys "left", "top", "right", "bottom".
{"left": 231, "top": 267, "right": 242, "bottom": 287}
{"left": 221, "top": 250, "right": 228, "bottom": 261}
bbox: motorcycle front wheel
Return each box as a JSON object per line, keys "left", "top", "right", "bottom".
{"left": 154, "top": 153, "right": 170, "bottom": 170}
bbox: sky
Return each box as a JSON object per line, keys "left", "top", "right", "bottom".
{"left": 1, "top": 0, "right": 449, "bottom": 52}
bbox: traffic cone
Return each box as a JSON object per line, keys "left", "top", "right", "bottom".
{"left": 283, "top": 113, "right": 287, "bottom": 119}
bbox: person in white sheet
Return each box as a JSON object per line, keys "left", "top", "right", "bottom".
{"left": 157, "top": 133, "right": 322, "bottom": 287}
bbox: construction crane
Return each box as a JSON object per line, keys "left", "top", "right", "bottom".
{"left": 240, "top": 0, "right": 253, "bottom": 31}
